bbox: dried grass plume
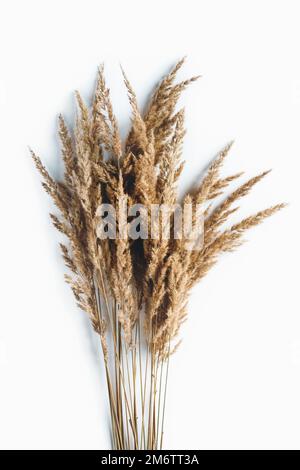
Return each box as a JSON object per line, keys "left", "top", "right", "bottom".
{"left": 32, "top": 58, "right": 285, "bottom": 450}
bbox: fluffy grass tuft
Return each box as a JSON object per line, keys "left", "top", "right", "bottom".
{"left": 32, "top": 59, "right": 285, "bottom": 449}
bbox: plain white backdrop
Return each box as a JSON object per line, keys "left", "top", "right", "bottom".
{"left": 0, "top": 0, "right": 299, "bottom": 450}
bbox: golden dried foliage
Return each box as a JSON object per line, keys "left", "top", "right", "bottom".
{"left": 32, "top": 59, "right": 285, "bottom": 449}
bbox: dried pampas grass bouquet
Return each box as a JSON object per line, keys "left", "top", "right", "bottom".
{"left": 32, "top": 58, "right": 285, "bottom": 450}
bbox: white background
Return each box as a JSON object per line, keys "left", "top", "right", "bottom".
{"left": 0, "top": 0, "right": 299, "bottom": 450}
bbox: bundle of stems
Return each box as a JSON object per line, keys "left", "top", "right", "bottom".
{"left": 32, "top": 59, "right": 285, "bottom": 449}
